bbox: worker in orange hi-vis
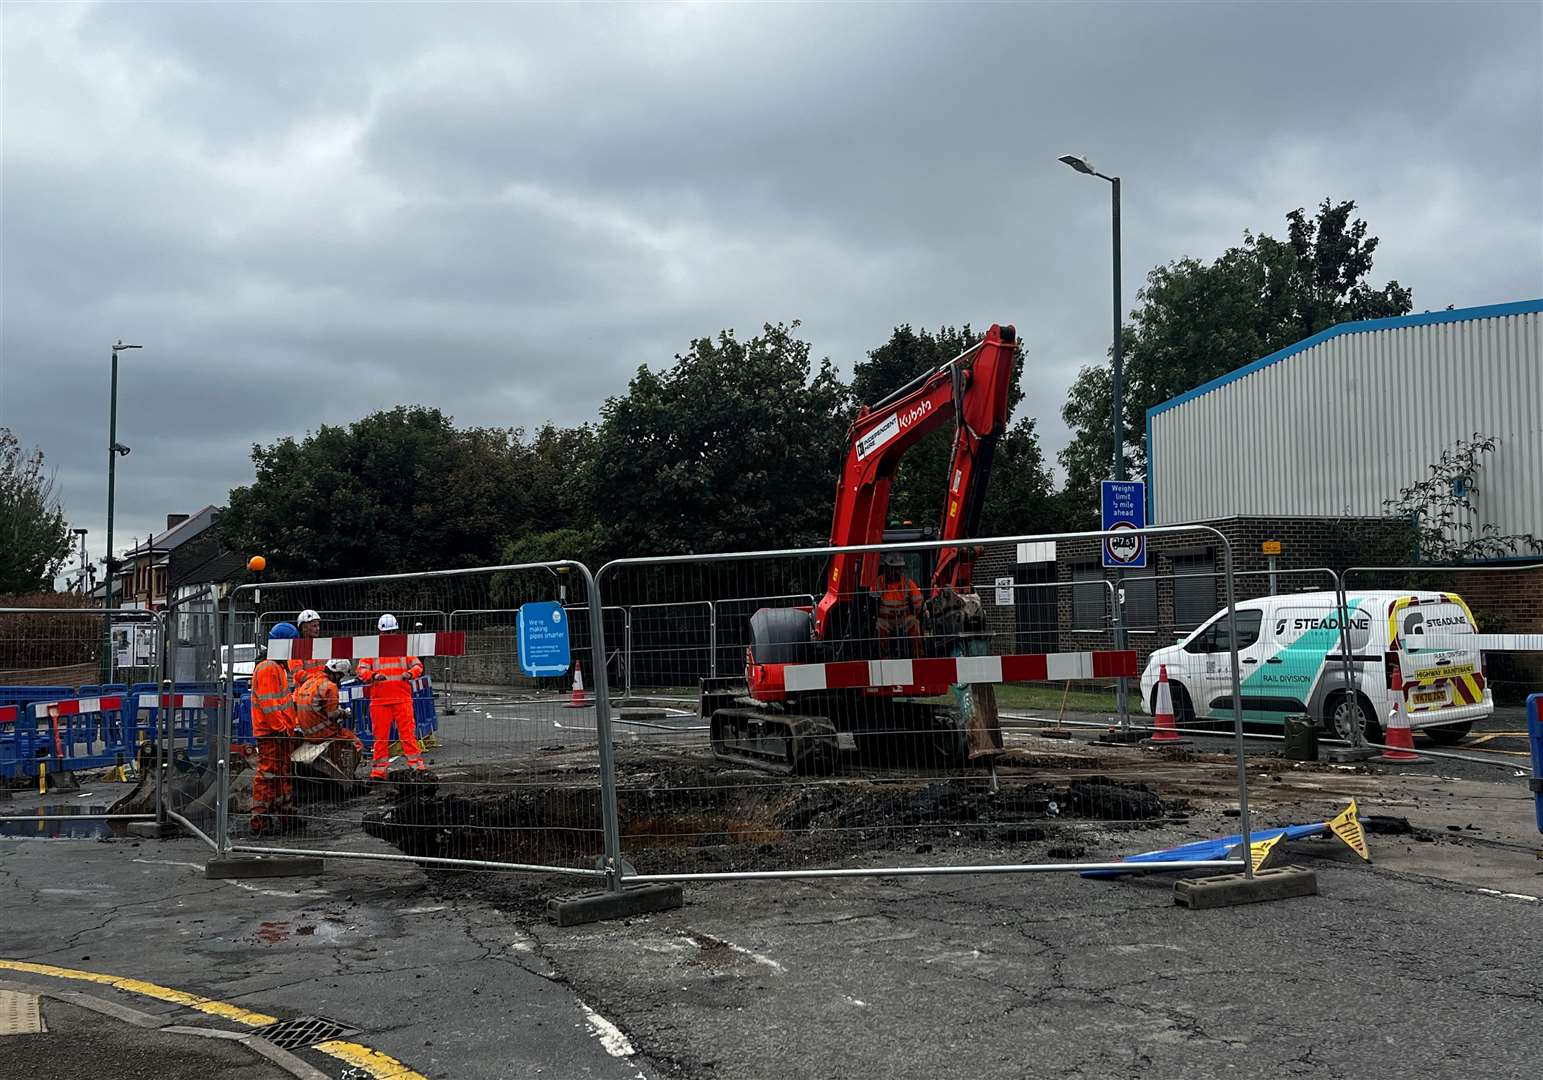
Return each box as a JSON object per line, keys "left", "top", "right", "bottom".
{"left": 251, "top": 622, "right": 302, "bottom": 836}
{"left": 357, "top": 613, "right": 427, "bottom": 780}
{"left": 288, "top": 608, "right": 326, "bottom": 690}
{"left": 876, "top": 553, "right": 924, "bottom": 659}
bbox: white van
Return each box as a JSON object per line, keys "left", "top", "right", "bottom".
{"left": 213, "top": 643, "right": 257, "bottom": 680}
{"left": 1138, "top": 590, "right": 1491, "bottom": 744}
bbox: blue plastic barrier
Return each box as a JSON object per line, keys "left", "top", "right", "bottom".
{"left": 23, "top": 695, "right": 135, "bottom": 776}
{"left": 336, "top": 677, "right": 437, "bottom": 753}
{"left": 1528, "top": 693, "right": 1541, "bottom": 836}
{"left": 0, "top": 686, "right": 74, "bottom": 712}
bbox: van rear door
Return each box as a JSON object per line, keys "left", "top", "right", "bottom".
{"left": 1389, "top": 595, "right": 1484, "bottom": 714}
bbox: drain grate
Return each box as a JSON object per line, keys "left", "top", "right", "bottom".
{"left": 0, "top": 990, "right": 45, "bottom": 1036}
{"left": 250, "top": 1015, "right": 359, "bottom": 1050}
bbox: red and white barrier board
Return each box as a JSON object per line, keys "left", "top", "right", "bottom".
{"left": 783, "top": 650, "right": 1137, "bottom": 693}
{"left": 33, "top": 696, "right": 124, "bottom": 717}
{"left": 0, "top": 705, "right": 16, "bottom": 725}
{"left": 135, "top": 693, "right": 224, "bottom": 710}
{"left": 267, "top": 632, "right": 465, "bottom": 661}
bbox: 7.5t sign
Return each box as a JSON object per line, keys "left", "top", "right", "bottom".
{"left": 1101, "top": 480, "right": 1146, "bottom": 569}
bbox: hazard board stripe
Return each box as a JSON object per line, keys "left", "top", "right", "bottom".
{"left": 268, "top": 632, "right": 465, "bottom": 661}
{"left": 32, "top": 696, "right": 124, "bottom": 716}
{"left": 134, "top": 694, "right": 223, "bottom": 710}
{"left": 0, "top": 705, "right": 16, "bottom": 724}
{"left": 781, "top": 650, "right": 1136, "bottom": 692}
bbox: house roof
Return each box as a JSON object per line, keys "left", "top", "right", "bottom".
{"left": 121, "top": 505, "right": 220, "bottom": 559}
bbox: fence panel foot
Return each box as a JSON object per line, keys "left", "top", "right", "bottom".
{"left": 1174, "top": 866, "right": 1317, "bottom": 908}
{"left": 126, "top": 820, "right": 178, "bottom": 839}
{"left": 547, "top": 883, "right": 684, "bottom": 926}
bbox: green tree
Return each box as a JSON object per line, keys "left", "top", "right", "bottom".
{"left": 1059, "top": 198, "right": 1413, "bottom": 522}
{"left": 221, "top": 407, "right": 597, "bottom": 579}
{"left": 591, "top": 322, "right": 849, "bottom": 555}
{"left": 1383, "top": 433, "right": 1540, "bottom": 562}
{"left": 0, "top": 429, "right": 73, "bottom": 593}
{"left": 849, "top": 325, "right": 1033, "bottom": 532}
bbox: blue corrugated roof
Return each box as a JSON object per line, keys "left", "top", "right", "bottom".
{"left": 1141, "top": 297, "right": 1543, "bottom": 524}
{"left": 1146, "top": 297, "right": 1543, "bottom": 422}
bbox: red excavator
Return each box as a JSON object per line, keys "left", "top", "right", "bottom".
{"left": 702, "top": 323, "right": 1019, "bottom": 773}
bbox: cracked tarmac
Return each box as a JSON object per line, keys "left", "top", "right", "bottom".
{"left": 3, "top": 734, "right": 1541, "bottom": 1079}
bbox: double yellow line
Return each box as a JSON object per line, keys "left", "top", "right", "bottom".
{"left": 0, "top": 959, "right": 426, "bottom": 1079}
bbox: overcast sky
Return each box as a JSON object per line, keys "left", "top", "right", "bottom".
{"left": 3, "top": 0, "right": 1540, "bottom": 572}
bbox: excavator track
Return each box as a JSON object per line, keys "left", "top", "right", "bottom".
{"left": 709, "top": 705, "right": 840, "bottom": 775}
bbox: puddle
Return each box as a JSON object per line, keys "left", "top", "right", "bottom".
{"left": 0, "top": 805, "right": 117, "bottom": 840}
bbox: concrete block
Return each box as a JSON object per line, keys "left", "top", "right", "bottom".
{"left": 205, "top": 855, "right": 324, "bottom": 880}
{"left": 1174, "top": 866, "right": 1318, "bottom": 909}
{"left": 127, "top": 820, "right": 180, "bottom": 839}
{"left": 547, "top": 883, "right": 684, "bottom": 926}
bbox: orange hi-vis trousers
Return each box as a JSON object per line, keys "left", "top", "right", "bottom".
{"left": 370, "top": 700, "right": 424, "bottom": 778}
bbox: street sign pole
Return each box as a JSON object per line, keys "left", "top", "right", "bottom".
{"left": 1101, "top": 480, "right": 1147, "bottom": 742}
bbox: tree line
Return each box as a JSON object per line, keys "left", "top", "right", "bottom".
{"left": 0, "top": 197, "right": 1437, "bottom": 591}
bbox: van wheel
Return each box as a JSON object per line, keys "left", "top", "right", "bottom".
{"left": 1150, "top": 682, "right": 1195, "bottom": 727}
{"left": 1325, "top": 692, "right": 1380, "bottom": 743}
{"left": 1424, "top": 721, "right": 1472, "bottom": 745}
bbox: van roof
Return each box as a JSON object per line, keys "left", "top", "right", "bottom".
{"left": 1234, "top": 590, "right": 1466, "bottom": 607}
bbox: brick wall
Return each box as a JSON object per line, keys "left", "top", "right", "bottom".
{"left": 1052, "top": 516, "right": 1418, "bottom": 673}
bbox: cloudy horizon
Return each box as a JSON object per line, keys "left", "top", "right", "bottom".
{"left": 3, "top": 0, "right": 1540, "bottom": 572}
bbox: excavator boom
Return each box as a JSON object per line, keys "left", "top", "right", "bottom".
{"left": 814, "top": 323, "right": 1017, "bottom": 639}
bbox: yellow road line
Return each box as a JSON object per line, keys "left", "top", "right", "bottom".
{"left": 0, "top": 959, "right": 427, "bottom": 1080}
{"left": 314, "top": 1039, "right": 428, "bottom": 1078}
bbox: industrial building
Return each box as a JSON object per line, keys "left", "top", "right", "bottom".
{"left": 1145, "top": 298, "right": 1543, "bottom": 546}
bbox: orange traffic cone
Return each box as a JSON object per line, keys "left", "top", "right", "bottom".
{"left": 1148, "top": 664, "right": 1183, "bottom": 743}
{"left": 564, "top": 660, "right": 589, "bottom": 709}
{"left": 1376, "top": 667, "right": 1423, "bottom": 762}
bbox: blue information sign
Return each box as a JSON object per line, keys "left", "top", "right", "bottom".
{"left": 1101, "top": 480, "right": 1147, "bottom": 569}
{"left": 518, "top": 601, "right": 572, "bottom": 678}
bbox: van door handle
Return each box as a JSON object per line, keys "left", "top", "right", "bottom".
{"left": 1242, "top": 658, "right": 1258, "bottom": 664}
{"left": 1265, "top": 658, "right": 1283, "bottom": 664}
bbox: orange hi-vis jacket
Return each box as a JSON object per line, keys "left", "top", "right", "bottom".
{"left": 288, "top": 657, "right": 326, "bottom": 690}
{"left": 251, "top": 658, "right": 296, "bottom": 736}
{"left": 877, "top": 578, "right": 923, "bottom": 629}
{"left": 356, "top": 654, "right": 423, "bottom": 705}
{"left": 292, "top": 674, "right": 342, "bottom": 739}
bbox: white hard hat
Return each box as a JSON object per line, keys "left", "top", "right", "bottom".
{"left": 297, "top": 608, "right": 321, "bottom": 625}
{"left": 324, "top": 658, "right": 352, "bottom": 677}
{"left": 378, "top": 613, "right": 399, "bottom": 632}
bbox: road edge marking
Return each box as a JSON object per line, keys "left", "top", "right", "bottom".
{"left": 0, "top": 959, "right": 428, "bottom": 1079}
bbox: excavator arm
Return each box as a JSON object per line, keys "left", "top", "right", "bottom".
{"left": 814, "top": 323, "right": 1018, "bottom": 641}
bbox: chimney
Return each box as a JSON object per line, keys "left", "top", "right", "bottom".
{"left": 166, "top": 513, "right": 190, "bottom": 531}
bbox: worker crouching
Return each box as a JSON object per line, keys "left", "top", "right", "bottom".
{"left": 358, "top": 613, "right": 428, "bottom": 780}
{"left": 290, "top": 658, "right": 367, "bottom": 787}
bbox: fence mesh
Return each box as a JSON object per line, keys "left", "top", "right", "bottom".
{"left": 219, "top": 564, "right": 610, "bottom": 881}
{"left": 596, "top": 527, "right": 1252, "bottom": 881}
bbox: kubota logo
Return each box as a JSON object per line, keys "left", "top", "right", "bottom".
{"left": 897, "top": 400, "right": 932, "bottom": 429}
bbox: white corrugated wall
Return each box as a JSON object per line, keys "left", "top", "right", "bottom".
{"left": 1149, "top": 306, "right": 1543, "bottom": 542}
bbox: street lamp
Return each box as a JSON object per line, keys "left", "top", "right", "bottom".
{"left": 72, "top": 528, "right": 89, "bottom": 595}
{"left": 1058, "top": 154, "right": 1124, "bottom": 482}
{"left": 103, "top": 340, "right": 141, "bottom": 678}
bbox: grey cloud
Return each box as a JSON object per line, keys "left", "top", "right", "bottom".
{"left": 3, "top": 0, "right": 1539, "bottom": 563}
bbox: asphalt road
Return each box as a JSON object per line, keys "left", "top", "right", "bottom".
{"left": 2, "top": 689, "right": 1538, "bottom": 1080}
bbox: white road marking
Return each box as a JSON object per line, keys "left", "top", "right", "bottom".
{"left": 132, "top": 858, "right": 327, "bottom": 899}
{"left": 578, "top": 1001, "right": 635, "bottom": 1057}
{"left": 399, "top": 906, "right": 445, "bottom": 915}
{"left": 683, "top": 930, "right": 785, "bottom": 972}
{"left": 1477, "top": 888, "right": 1540, "bottom": 903}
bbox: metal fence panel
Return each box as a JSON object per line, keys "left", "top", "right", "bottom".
{"left": 595, "top": 526, "right": 1252, "bottom": 884}
{"left": 216, "top": 562, "right": 615, "bottom": 884}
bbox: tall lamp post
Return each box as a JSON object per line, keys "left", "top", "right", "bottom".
{"left": 1060, "top": 155, "right": 1132, "bottom": 732}
{"left": 103, "top": 341, "right": 140, "bottom": 678}
{"left": 1058, "top": 154, "right": 1123, "bottom": 481}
